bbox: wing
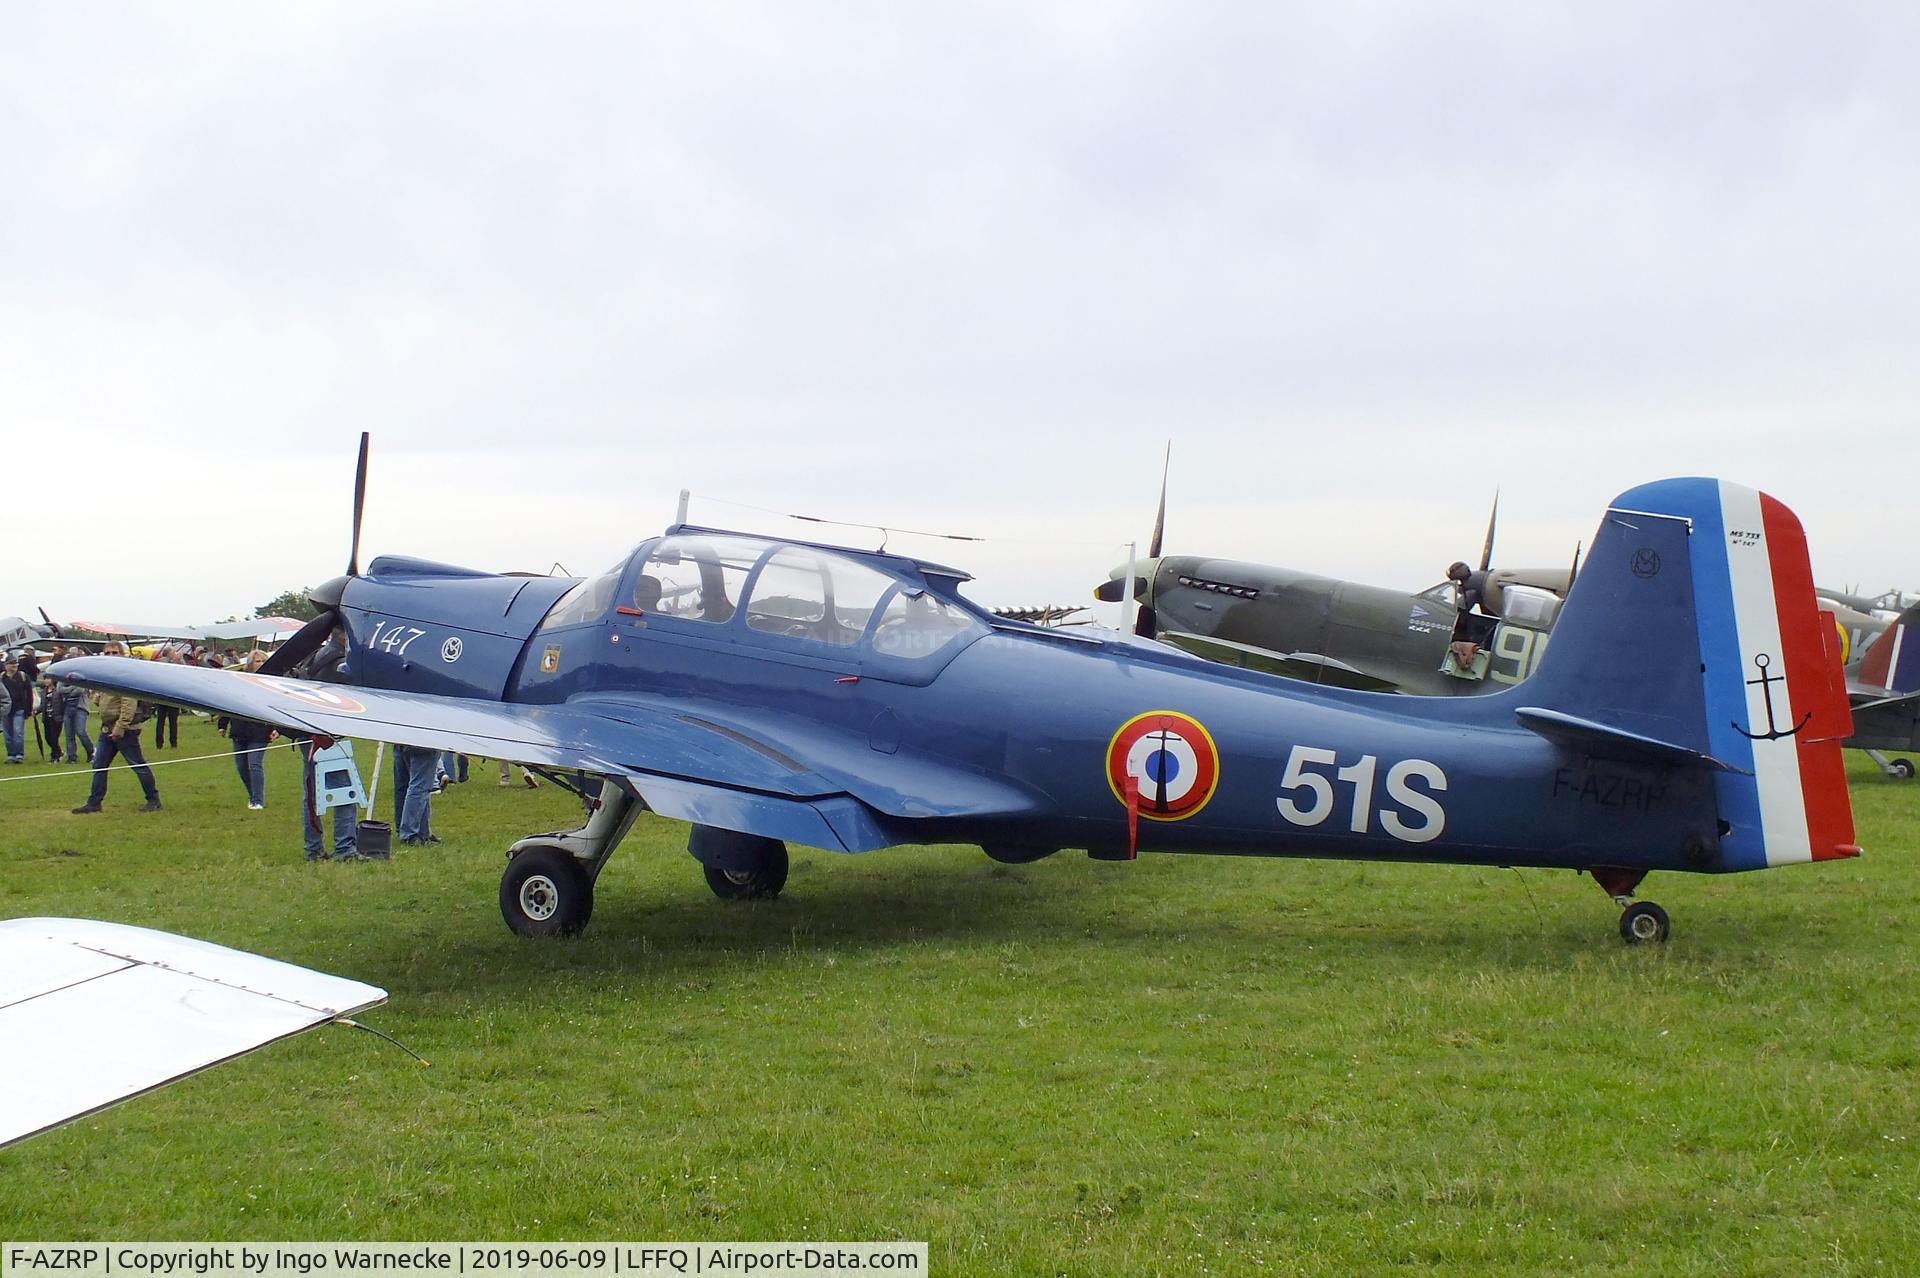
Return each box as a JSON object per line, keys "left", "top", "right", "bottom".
{"left": 1158, "top": 630, "right": 1405, "bottom": 693}
{"left": 0, "top": 918, "right": 385, "bottom": 1150}
{"left": 49, "top": 656, "right": 1045, "bottom": 853}
{"left": 57, "top": 618, "right": 303, "bottom": 642}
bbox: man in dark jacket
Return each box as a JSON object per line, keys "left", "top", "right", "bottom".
{"left": 39, "top": 675, "right": 63, "bottom": 761}
{"left": 1, "top": 654, "right": 33, "bottom": 763}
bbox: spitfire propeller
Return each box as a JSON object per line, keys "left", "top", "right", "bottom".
{"left": 1133, "top": 445, "right": 1170, "bottom": 637}
{"left": 259, "top": 432, "right": 370, "bottom": 677}
{"left": 1091, "top": 444, "right": 1171, "bottom": 634}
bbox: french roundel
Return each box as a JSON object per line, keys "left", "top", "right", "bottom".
{"left": 1106, "top": 711, "right": 1221, "bottom": 821}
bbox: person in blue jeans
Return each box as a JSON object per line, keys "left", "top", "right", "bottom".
{"left": 393, "top": 744, "right": 440, "bottom": 844}
{"left": 61, "top": 678, "right": 93, "bottom": 764}
{"left": 220, "top": 713, "right": 271, "bottom": 809}
{"left": 71, "top": 656, "right": 160, "bottom": 813}
{"left": 0, "top": 654, "right": 30, "bottom": 763}
{"left": 298, "top": 737, "right": 360, "bottom": 861}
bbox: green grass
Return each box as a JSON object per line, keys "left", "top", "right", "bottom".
{"left": 3, "top": 716, "right": 1918, "bottom": 1275}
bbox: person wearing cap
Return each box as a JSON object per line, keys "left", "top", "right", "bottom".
{"left": 71, "top": 643, "right": 161, "bottom": 813}
{"left": 1445, "top": 561, "right": 1498, "bottom": 670}
{"left": 0, "top": 654, "right": 32, "bottom": 763}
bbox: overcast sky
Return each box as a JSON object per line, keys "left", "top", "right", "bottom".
{"left": 6, "top": 2, "right": 1916, "bottom": 621}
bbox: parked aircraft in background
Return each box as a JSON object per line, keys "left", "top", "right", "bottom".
{"left": 1844, "top": 602, "right": 1920, "bottom": 778}
{"left": 1097, "top": 486, "right": 1573, "bottom": 694}
{"left": 54, "top": 438, "right": 1858, "bottom": 947}
{"left": 58, "top": 615, "right": 307, "bottom": 644}
{"left": 1817, "top": 586, "right": 1920, "bottom": 618}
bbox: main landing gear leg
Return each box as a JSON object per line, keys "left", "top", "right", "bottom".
{"left": 1589, "top": 866, "right": 1670, "bottom": 945}
{"left": 499, "top": 784, "right": 642, "bottom": 937}
{"left": 1866, "top": 749, "right": 1916, "bottom": 779}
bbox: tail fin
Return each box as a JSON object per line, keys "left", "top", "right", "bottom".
{"left": 1854, "top": 603, "right": 1920, "bottom": 696}
{"left": 1520, "top": 478, "right": 1857, "bottom": 870}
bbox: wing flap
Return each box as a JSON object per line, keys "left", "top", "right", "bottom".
{"left": 0, "top": 919, "right": 385, "bottom": 1150}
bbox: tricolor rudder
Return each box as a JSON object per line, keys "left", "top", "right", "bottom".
{"left": 1625, "top": 478, "right": 1858, "bottom": 870}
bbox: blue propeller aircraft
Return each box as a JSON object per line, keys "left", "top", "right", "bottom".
{"left": 52, "top": 437, "right": 1859, "bottom": 945}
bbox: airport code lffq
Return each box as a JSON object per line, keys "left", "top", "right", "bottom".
{"left": 2, "top": 1245, "right": 926, "bottom": 1278}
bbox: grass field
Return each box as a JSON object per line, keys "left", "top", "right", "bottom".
{"left": 1, "top": 715, "right": 1916, "bottom": 1275}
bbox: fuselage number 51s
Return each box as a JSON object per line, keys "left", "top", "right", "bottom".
{"left": 1276, "top": 745, "right": 1448, "bottom": 842}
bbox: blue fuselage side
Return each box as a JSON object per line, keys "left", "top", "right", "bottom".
{"left": 332, "top": 539, "right": 1720, "bottom": 877}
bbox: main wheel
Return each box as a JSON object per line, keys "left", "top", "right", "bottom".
{"left": 1892, "top": 758, "right": 1915, "bottom": 780}
{"left": 501, "top": 846, "right": 593, "bottom": 936}
{"left": 1619, "top": 900, "right": 1671, "bottom": 945}
{"left": 703, "top": 844, "right": 789, "bottom": 900}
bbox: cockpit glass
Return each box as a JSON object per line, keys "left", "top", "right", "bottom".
{"left": 539, "top": 570, "right": 622, "bottom": 630}
{"left": 745, "top": 549, "right": 897, "bottom": 646}
{"left": 640, "top": 535, "right": 764, "bottom": 624}
{"left": 871, "top": 590, "right": 980, "bottom": 660}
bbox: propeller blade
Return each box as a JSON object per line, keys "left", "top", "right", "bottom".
{"left": 347, "top": 431, "right": 370, "bottom": 577}
{"left": 37, "top": 607, "right": 62, "bottom": 637}
{"left": 258, "top": 611, "right": 338, "bottom": 678}
{"left": 1478, "top": 489, "right": 1500, "bottom": 574}
{"left": 1568, "top": 540, "right": 1582, "bottom": 589}
{"left": 1133, "top": 603, "right": 1157, "bottom": 639}
{"left": 1147, "top": 443, "right": 1170, "bottom": 559}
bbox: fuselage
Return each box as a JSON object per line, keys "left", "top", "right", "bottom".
{"left": 334, "top": 531, "right": 1720, "bottom": 878}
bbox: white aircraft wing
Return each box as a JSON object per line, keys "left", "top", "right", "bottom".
{"left": 0, "top": 918, "right": 386, "bottom": 1150}
{"left": 60, "top": 617, "right": 306, "bottom": 642}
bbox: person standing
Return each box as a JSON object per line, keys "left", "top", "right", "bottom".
{"left": 219, "top": 712, "right": 272, "bottom": 809}
{"left": 148, "top": 650, "right": 182, "bottom": 749}
{"left": 60, "top": 665, "right": 93, "bottom": 764}
{"left": 393, "top": 745, "right": 440, "bottom": 844}
{"left": 292, "top": 627, "right": 359, "bottom": 860}
{"left": 39, "top": 674, "right": 63, "bottom": 762}
{"left": 1, "top": 654, "right": 31, "bottom": 763}
{"left": 71, "top": 644, "right": 160, "bottom": 813}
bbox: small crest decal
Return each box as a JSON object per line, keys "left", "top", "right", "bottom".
{"left": 540, "top": 645, "right": 562, "bottom": 675}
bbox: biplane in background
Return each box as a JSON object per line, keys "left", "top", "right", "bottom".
{"left": 6, "top": 608, "right": 305, "bottom": 656}
{"left": 56, "top": 437, "right": 1857, "bottom": 946}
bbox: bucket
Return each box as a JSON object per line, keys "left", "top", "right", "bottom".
{"left": 357, "top": 819, "right": 393, "bottom": 861}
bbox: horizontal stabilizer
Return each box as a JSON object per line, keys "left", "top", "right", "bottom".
{"left": 0, "top": 918, "right": 386, "bottom": 1150}
{"left": 1514, "top": 706, "right": 1746, "bottom": 773}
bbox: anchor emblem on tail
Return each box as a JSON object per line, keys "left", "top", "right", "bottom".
{"left": 1732, "top": 653, "right": 1811, "bottom": 741}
